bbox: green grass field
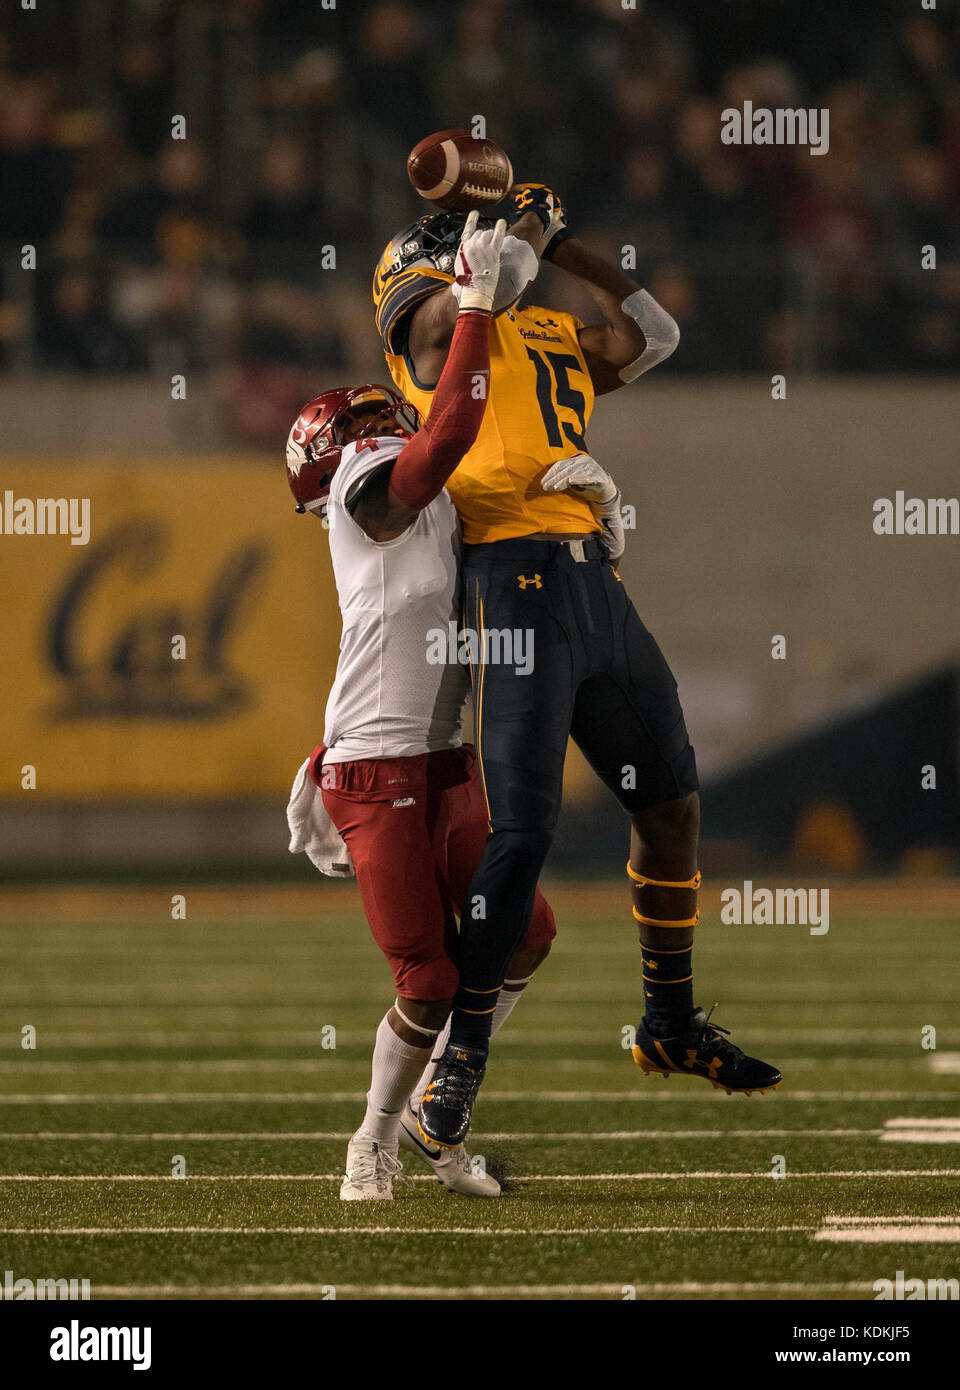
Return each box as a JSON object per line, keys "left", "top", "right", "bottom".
{"left": 0, "top": 881, "right": 958, "bottom": 1301}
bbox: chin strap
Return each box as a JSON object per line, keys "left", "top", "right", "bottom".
{"left": 628, "top": 861, "right": 701, "bottom": 928}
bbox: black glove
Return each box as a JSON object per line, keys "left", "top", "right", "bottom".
{"left": 508, "top": 182, "right": 572, "bottom": 261}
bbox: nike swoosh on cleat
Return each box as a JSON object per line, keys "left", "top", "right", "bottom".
{"left": 403, "top": 1123, "right": 443, "bottom": 1160}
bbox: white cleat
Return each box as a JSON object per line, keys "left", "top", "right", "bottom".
{"left": 398, "top": 1103, "right": 501, "bottom": 1197}
{"left": 340, "top": 1134, "right": 405, "bottom": 1201}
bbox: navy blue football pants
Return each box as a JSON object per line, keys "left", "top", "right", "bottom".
{"left": 458, "top": 534, "right": 699, "bottom": 993}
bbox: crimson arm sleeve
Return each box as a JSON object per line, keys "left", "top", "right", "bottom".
{"left": 388, "top": 309, "right": 491, "bottom": 511}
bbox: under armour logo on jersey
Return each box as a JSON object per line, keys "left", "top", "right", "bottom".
{"left": 533, "top": 318, "right": 559, "bottom": 328}
{"left": 392, "top": 797, "right": 415, "bottom": 808}
{"left": 517, "top": 573, "right": 542, "bottom": 590}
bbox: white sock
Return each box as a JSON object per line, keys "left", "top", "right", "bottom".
{"left": 409, "top": 987, "right": 526, "bottom": 1110}
{"left": 358, "top": 1012, "right": 433, "bottom": 1144}
{"left": 491, "top": 984, "right": 524, "bottom": 1037}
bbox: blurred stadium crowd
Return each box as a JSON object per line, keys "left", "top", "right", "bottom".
{"left": 1, "top": 0, "right": 959, "bottom": 443}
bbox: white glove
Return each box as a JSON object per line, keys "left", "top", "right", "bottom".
{"left": 541, "top": 453, "right": 618, "bottom": 504}
{"left": 541, "top": 453, "right": 625, "bottom": 560}
{"left": 454, "top": 210, "right": 506, "bottom": 313}
{"left": 541, "top": 191, "right": 567, "bottom": 246}
{"left": 451, "top": 233, "right": 538, "bottom": 314}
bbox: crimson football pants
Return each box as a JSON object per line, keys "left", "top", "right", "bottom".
{"left": 321, "top": 745, "right": 555, "bottom": 1001}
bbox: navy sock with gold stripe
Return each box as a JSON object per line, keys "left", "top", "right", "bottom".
{"left": 628, "top": 861, "right": 700, "bottom": 1040}
{"left": 640, "top": 942, "right": 694, "bottom": 1038}
{"left": 449, "top": 984, "right": 500, "bottom": 1050}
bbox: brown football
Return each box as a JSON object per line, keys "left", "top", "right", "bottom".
{"left": 407, "top": 128, "right": 514, "bottom": 212}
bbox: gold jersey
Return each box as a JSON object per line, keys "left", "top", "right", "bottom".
{"left": 373, "top": 258, "right": 600, "bottom": 544}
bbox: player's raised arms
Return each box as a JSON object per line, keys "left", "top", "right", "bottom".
{"left": 406, "top": 206, "right": 545, "bottom": 385}
{"left": 288, "top": 212, "right": 507, "bottom": 543}
{"left": 405, "top": 182, "right": 679, "bottom": 396}
{"left": 352, "top": 216, "right": 507, "bottom": 541}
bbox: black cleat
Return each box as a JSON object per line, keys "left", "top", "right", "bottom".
{"left": 417, "top": 1042, "right": 487, "bottom": 1149}
{"left": 632, "top": 1004, "right": 782, "bottom": 1095}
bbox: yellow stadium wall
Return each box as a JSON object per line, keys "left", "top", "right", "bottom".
{"left": 0, "top": 458, "right": 341, "bottom": 801}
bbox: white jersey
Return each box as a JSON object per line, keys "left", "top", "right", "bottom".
{"left": 322, "top": 436, "right": 468, "bottom": 761}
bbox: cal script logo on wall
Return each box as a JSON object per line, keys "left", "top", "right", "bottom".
{"left": 47, "top": 518, "right": 268, "bottom": 719}
{"left": 0, "top": 460, "right": 343, "bottom": 799}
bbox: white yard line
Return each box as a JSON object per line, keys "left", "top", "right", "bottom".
{"left": 0, "top": 1057, "right": 933, "bottom": 1073}
{"left": 0, "top": 1056, "right": 939, "bottom": 1078}
{"left": 815, "top": 1226, "right": 960, "bottom": 1243}
{"left": 9, "top": 1032, "right": 363, "bottom": 1048}
{"left": 17, "top": 1028, "right": 960, "bottom": 1046}
{"left": 1, "top": 1090, "right": 957, "bottom": 1103}
{"left": 1, "top": 1169, "right": 956, "bottom": 1181}
{"left": 0, "top": 1224, "right": 816, "bottom": 1236}
{"left": 928, "top": 1054, "right": 960, "bottom": 1074}
{"left": 824, "top": 1216, "right": 960, "bottom": 1224}
{"left": 881, "top": 1117, "right": 960, "bottom": 1144}
{"left": 885, "top": 1117, "right": 960, "bottom": 1127}
{"left": 0, "top": 1128, "right": 879, "bottom": 1141}
{"left": 94, "top": 1283, "right": 621, "bottom": 1297}
{"left": 75, "top": 1280, "right": 880, "bottom": 1296}
{"left": 0, "top": 1060, "right": 359, "bottom": 1073}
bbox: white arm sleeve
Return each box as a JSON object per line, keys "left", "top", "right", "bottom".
{"left": 618, "top": 289, "right": 680, "bottom": 382}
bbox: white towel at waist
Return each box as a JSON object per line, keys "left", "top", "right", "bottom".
{"left": 286, "top": 756, "right": 355, "bottom": 879}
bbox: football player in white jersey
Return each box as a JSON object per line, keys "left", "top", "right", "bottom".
{"left": 285, "top": 214, "right": 556, "bottom": 1199}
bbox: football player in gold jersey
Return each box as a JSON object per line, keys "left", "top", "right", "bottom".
{"left": 372, "top": 185, "right": 782, "bottom": 1149}
{"left": 373, "top": 185, "right": 656, "bottom": 544}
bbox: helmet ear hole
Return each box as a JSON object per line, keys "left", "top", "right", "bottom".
{"left": 382, "top": 211, "right": 470, "bottom": 280}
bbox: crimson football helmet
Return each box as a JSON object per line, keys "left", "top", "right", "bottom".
{"left": 285, "top": 384, "right": 421, "bottom": 514}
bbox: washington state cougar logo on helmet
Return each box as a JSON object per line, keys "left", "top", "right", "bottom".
{"left": 285, "top": 385, "right": 421, "bottom": 514}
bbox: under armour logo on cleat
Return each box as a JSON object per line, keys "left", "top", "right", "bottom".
{"left": 517, "top": 573, "right": 542, "bottom": 589}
